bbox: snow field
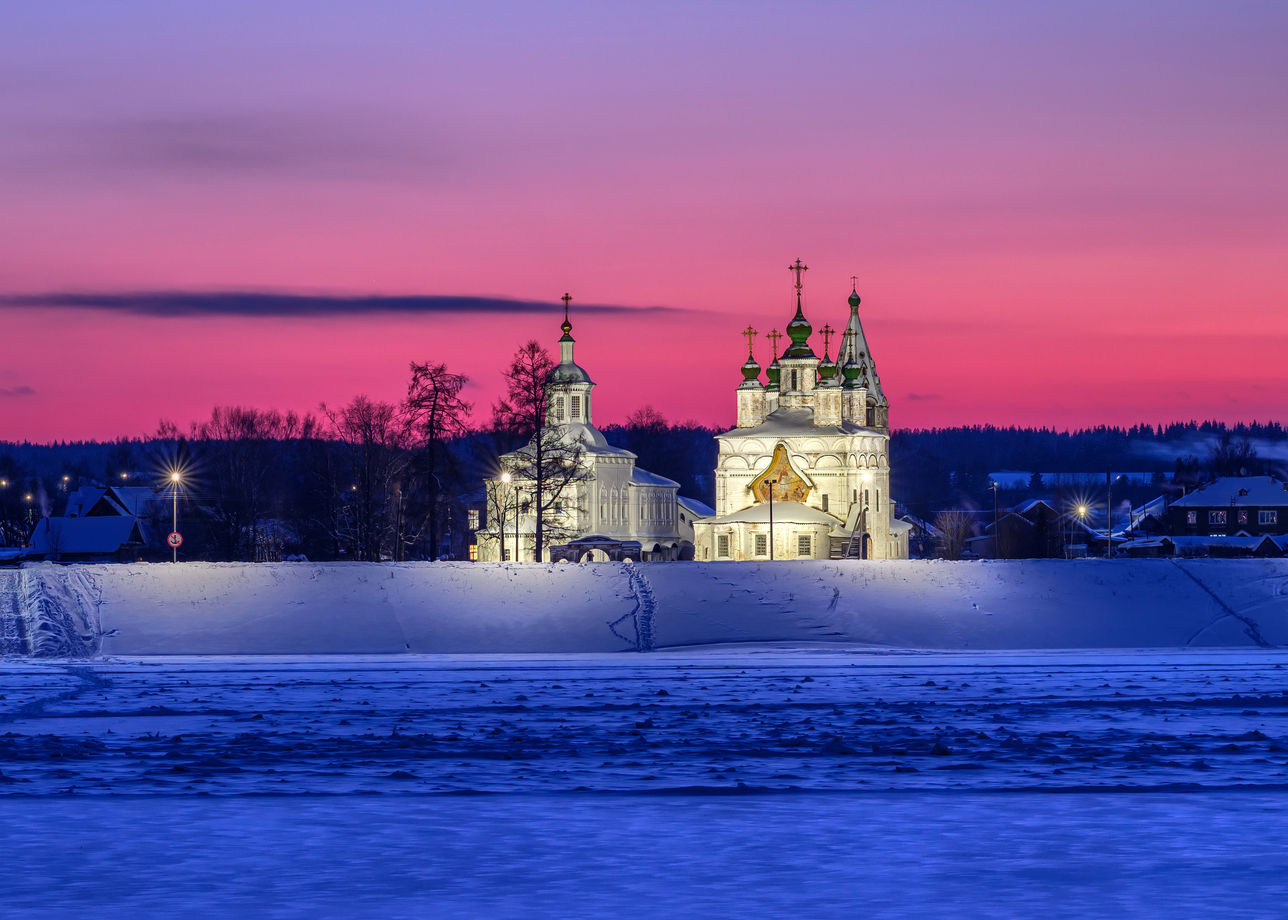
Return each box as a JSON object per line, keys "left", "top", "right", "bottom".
{"left": 5, "top": 558, "right": 1285, "bottom": 655}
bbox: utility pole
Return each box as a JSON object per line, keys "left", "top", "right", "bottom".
{"left": 1106, "top": 469, "right": 1113, "bottom": 559}
{"left": 991, "top": 480, "right": 1000, "bottom": 559}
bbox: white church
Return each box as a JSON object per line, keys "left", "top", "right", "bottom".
{"left": 474, "top": 297, "right": 713, "bottom": 563}
{"left": 691, "top": 261, "right": 911, "bottom": 561}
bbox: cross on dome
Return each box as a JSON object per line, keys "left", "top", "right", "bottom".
{"left": 766, "top": 329, "right": 783, "bottom": 359}
{"left": 789, "top": 259, "right": 809, "bottom": 291}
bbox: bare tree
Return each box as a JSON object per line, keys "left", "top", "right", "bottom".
{"left": 190, "top": 407, "right": 318, "bottom": 560}
{"left": 321, "top": 396, "right": 410, "bottom": 561}
{"left": 491, "top": 341, "right": 587, "bottom": 561}
{"left": 934, "top": 510, "right": 975, "bottom": 560}
{"left": 404, "top": 361, "right": 471, "bottom": 560}
{"left": 1207, "top": 432, "right": 1258, "bottom": 479}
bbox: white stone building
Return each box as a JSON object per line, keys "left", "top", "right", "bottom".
{"left": 693, "top": 265, "right": 910, "bottom": 561}
{"left": 474, "top": 299, "right": 712, "bottom": 563}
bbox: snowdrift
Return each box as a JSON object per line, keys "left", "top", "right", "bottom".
{"left": 2, "top": 559, "right": 1286, "bottom": 656}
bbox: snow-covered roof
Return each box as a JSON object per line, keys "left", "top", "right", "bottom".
{"left": 64, "top": 486, "right": 108, "bottom": 518}
{"left": 1012, "top": 498, "right": 1059, "bottom": 516}
{"left": 1168, "top": 535, "right": 1278, "bottom": 551}
{"left": 109, "top": 486, "right": 165, "bottom": 516}
{"left": 501, "top": 422, "right": 636, "bottom": 462}
{"left": 1169, "top": 476, "right": 1288, "bottom": 508}
{"left": 677, "top": 496, "right": 715, "bottom": 518}
{"left": 717, "top": 407, "right": 882, "bottom": 440}
{"left": 898, "top": 513, "right": 942, "bottom": 537}
{"left": 709, "top": 501, "right": 840, "bottom": 526}
{"left": 25, "top": 516, "right": 144, "bottom": 556}
{"left": 630, "top": 468, "right": 679, "bottom": 488}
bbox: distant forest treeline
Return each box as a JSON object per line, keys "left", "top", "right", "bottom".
{"left": 2, "top": 417, "right": 1284, "bottom": 556}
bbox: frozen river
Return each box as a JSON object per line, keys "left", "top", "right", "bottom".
{"left": 2, "top": 649, "right": 1288, "bottom": 916}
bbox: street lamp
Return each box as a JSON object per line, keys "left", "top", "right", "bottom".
{"left": 990, "top": 480, "right": 1000, "bottom": 559}
{"left": 169, "top": 471, "right": 182, "bottom": 562}
{"left": 859, "top": 470, "right": 874, "bottom": 559}
{"left": 500, "top": 471, "right": 518, "bottom": 563}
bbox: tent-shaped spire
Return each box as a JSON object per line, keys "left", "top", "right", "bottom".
{"left": 836, "top": 283, "right": 884, "bottom": 402}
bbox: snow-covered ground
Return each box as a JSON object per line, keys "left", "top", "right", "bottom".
{"left": 4, "top": 562, "right": 1288, "bottom": 916}
{"left": 5, "top": 558, "right": 1287, "bottom": 655}
{"left": 3, "top": 651, "right": 1288, "bottom": 917}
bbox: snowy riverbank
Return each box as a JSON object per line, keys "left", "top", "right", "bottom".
{"left": 3, "top": 558, "right": 1286, "bottom": 656}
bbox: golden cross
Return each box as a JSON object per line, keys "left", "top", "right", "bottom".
{"left": 766, "top": 329, "right": 783, "bottom": 359}
{"left": 788, "top": 259, "right": 808, "bottom": 291}
{"left": 561, "top": 292, "right": 572, "bottom": 321}
{"left": 820, "top": 323, "right": 835, "bottom": 356}
{"left": 741, "top": 324, "right": 758, "bottom": 356}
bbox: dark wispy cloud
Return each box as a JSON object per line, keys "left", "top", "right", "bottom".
{"left": 0, "top": 290, "right": 697, "bottom": 319}
{"left": 7, "top": 111, "right": 457, "bottom": 183}
{"left": 0, "top": 385, "right": 35, "bottom": 398}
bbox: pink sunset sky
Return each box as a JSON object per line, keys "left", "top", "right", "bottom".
{"left": 1, "top": 1, "right": 1285, "bottom": 442}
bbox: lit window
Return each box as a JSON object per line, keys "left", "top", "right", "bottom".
{"left": 468, "top": 509, "right": 480, "bottom": 530}
{"left": 797, "top": 534, "right": 812, "bottom": 557}
{"left": 1238, "top": 509, "right": 1249, "bottom": 526}
{"left": 468, "top": 544, "right": 478, "bottom": 561}
{"left": 1260, "top": 510, "right": 1278, "bottom": 525}
{"left": 717, "top": 535, "right": 730, "bottom": 558}
{"left": 1209, "top": 510, "right": 1227, "bottom": 526}
{"left": 1186, "top": 511, "right": 1197, "bottom": 526}
{"left": 754, "top": 534, "right": 767, "bottom": 556}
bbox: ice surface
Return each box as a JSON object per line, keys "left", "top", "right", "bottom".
{"left": 3, "top": 651, "right": 1288, "bottom": 917}
{"left": 3, "top": 793, "right": 1288, "bottom": 920}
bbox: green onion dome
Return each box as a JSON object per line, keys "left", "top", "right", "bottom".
{"left": 848, "top": 288, "right": 861, "bottom": 310}
{"left": 741, "top": 354, "right": 762, "bottom": 382}
{"left": 841, "top": 354, "right": 861, "bottom": 387}
{"left": 766, "top": 358, "right": 781, "bottom": 390}
{"left": 818, "top": 355, "right": 837, "bottom": 381}
{"left": 782, "top": 302, "right": 814, "bottom": 359}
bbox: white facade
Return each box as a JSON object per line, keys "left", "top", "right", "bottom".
{"left": 475, "top": 302, "right": 709, "bottom": 563}
{"left": 693, "top": 281, "right": 910, "bottom": 561}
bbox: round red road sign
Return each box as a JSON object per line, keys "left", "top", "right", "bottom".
{"left": 167, "top": 532, "right": 183, "bottom": 548}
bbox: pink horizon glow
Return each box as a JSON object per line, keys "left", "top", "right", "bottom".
{"left": 2, "top": 2, "right": 1286, "bottom": 442}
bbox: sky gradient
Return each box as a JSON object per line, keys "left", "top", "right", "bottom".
{"left": 2, "top": 1, "right": 1286, "bottom": 442}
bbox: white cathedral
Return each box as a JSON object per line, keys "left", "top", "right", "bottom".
{"left": 474, "top": 298, "right": 713, "bottom": 563}
{"left": 691, "top": 261, "right": 911, "bottom": 561}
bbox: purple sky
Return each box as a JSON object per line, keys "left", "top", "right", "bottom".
{"left": 2, "top": 1, "right": 1286, "bottom": 441}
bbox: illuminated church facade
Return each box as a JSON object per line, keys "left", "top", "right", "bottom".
{"left": 474, "top": 297, "right": 712, "bottom": 563}
{"left": 692, "top": 262, "right": 911, "bottom": 561}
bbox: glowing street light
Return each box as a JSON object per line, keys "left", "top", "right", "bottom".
{"left": 168, "top": 470, "right": 183, "bottom": 562}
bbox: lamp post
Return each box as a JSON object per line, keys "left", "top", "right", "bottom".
{"left": 767, "top": 476, "right": 774, "bottom": 561}
{"left": 1077, "top": 504, "right": 1088, "bottom": 557}
{"left": 990, "top": 480, "right": 1000, "bottom": 559}
{"left": 500, "top": 471, "right": 518, "bottom": 563}
{"left": 860, "top": 470, "right": 874, "bottom": 560}
{"left": 169, "top": 471, "right": 182, "bottom": 562}
{"left": 1106, "top": 471, "right": 1114, "bottom": 560}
